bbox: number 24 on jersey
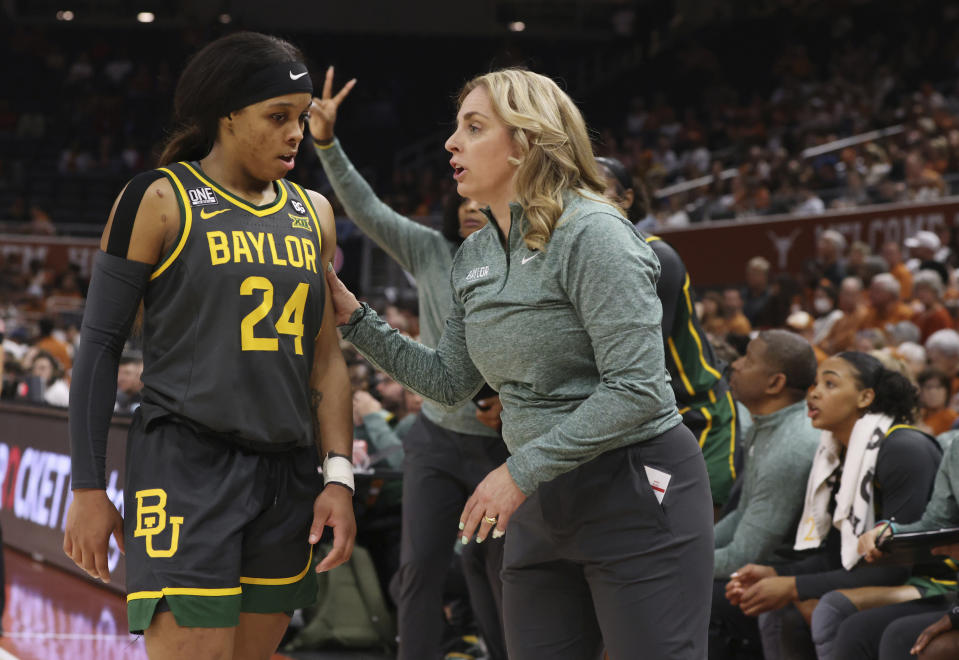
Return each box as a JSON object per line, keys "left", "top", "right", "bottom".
{"left": 239, "top": 276, "right": 310, "bottom": 355}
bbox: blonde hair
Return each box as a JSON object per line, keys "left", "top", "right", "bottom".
{"left": 458, "top": 69, "right": 607, "bottom": 251}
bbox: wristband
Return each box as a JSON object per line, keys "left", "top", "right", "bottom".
{"left": 875, "top": 520, "right": 894, "bottom": 548}
{"left": 949, "top": 604, "right": 959, "bottom": 630}
{"left": 322, "top": 453, "right": 354, "bottom": 494}
{"left": 314, "top": 136, "right": 336, "bottom": 150}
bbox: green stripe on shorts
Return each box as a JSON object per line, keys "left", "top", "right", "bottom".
{"left": 907, "top": 575, "right": 959, "bottom": 598}
{"left": 128, "top": 590, "right": 242, "bottom": 633}
{"left": 240, "top": 574, "right": 318, "bottom": 614}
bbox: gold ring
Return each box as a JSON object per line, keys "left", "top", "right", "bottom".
{"left": 483, "top": 515, "right": 498, "bottom": 525}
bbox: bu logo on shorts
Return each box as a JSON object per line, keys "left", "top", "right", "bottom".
{"left": 134, "top": 488, "right": 185, "bottom": 558}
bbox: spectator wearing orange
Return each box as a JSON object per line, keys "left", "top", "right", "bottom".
{"left": 722, "top": 288, "right": 753, "bottom": 336}
{"left": 33, "top": 317, "right": 72, "bottom": 371}
{"left": 880, "top": 241, "right": 913, "bottom": 300}
{"left": 819, "top": 277, "right": 868, "bottom": 355}
{"left": 917, "top": 368, "right": 959, "bottom": 435}
{"left": 913, "top": 270, "right": 954, "bottom": 343}
{"left": 701, "top": 291, "right": 728, "bottom": 338}
{"left": 861, "top": 273, "right": 914, "bottom": 332}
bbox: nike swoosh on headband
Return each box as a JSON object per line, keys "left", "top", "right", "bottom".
{"left": 289, "top": 70, "right": 309, "bottom": 80}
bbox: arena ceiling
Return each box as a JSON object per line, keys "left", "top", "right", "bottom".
{"left": 5, "top": 0, "right": 899, "bottom": 37}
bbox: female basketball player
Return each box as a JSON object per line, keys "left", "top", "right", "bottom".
{"left": 326, "top": 69, "right": 714, "bottom": 659}
{"left": 63, "top": 32, "right": 355, "bottom": 660}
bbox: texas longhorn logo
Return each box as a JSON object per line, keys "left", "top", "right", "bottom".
{"left": 134, "top": 488, "right": 184, "bottom": 558}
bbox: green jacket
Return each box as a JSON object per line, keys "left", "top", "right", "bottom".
{"left": 342, "top": 192, "right": 681, "bottom": 494}
{"left": 713, "top": 400, "right": 820, "bottom": 578}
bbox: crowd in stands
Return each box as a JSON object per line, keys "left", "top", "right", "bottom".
{"left": 670, "top": 226, "right": 959, "bottom": 443}
{"left": 595, "top": 12, "right": 959, "bottom": 227}
{"left": 6, "top": 6, "right": 959, "bottom": 236}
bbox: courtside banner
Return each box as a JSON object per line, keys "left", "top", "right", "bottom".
{"left": 659, "top": 197, "right": 959, "bottom": 287}
{"left": 0, "top": 402, "right": 129, "bottom": 593}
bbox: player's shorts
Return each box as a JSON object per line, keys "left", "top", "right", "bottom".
{"left": 124, "top": 412, "right": 322, "bottom": 633}
{"left": 907, "top": 575, "right": 959, "bottom": 598}
{"left": 680, "top": 386, "right": 740, "bottom": 507}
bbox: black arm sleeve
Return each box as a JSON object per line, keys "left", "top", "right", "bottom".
{"left": 69, "top": 251, "right": 151, "bottom": 489}
{"left": 106, "top": 170, "right": 165, "bottom": 258}
{"left": 792, "top": 429, "right": 942, "bottom": 599}
{"left": 647, "top": 238, "right": 685, "bottom": 341}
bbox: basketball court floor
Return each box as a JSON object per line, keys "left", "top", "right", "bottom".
{"left": 0, "top": 547, "right": 392, "bottom": 660}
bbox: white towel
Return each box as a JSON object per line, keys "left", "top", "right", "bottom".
{"left": 794, "top": 413, "right": 893, "bottom": 569}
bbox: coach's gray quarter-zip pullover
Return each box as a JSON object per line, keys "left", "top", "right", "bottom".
{"left": 341, "top": 191, "right": 682, "bottom": 494}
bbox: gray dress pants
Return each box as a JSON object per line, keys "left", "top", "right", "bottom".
{"left": 501, "top": 422, "right": 714, "bottom": 659}
{"left": 395, "top": 415, "right": 509, "bottom": 660}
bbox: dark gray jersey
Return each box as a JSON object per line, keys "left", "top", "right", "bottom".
{"left": 140, "top": 161, "right": 326, "bottom": 450}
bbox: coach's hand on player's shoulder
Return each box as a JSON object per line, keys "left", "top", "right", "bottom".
{"left": 325, "top": 262, "right": 362, "bottom": 325}
{"left": 309, "top": 66, "right": 356, "bottom": 142}
{"left": 63, "top": 489, "right": 124, "bottom": 583}
{"left": 310, "top": 484, "right": 356, "bottom": 573}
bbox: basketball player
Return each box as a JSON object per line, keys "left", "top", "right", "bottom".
{"left": 63, "top": 32, "right": 355, "bottom": 659}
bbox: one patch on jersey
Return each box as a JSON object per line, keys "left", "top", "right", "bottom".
{"left": 465, "top": 265, "right": 490, "bottom": 281}
{"left": 289, "top": 214, "right": 312, "bottom": 231}
{"left": 291, "top": 199, "right": 307, "bottom": 214}
{"left": 186, "top": 186, "right": 219, "bottom": 206}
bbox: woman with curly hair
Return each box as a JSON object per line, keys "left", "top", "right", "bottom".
{"left": 325, "top": 69, "right": 714, "bottom": 658}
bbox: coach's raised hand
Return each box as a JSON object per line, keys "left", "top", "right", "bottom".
{"left": 309, "top": 66, "right": 356, "bottom": 142}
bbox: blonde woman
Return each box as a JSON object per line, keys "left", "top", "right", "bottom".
{"left": 326, "top": 69, "right": 713, "bottom": 657}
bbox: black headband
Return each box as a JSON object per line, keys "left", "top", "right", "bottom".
{"left": 224, "top": 61, "right": 313, "bottom": 115}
